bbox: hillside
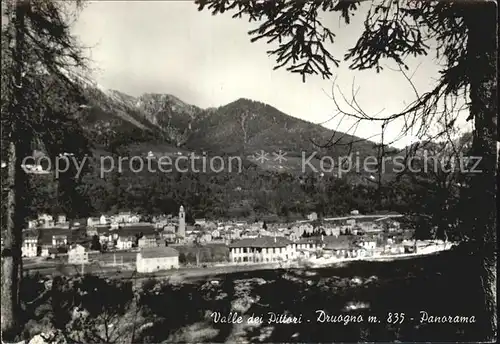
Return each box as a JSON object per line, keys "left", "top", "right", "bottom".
{"left": 186, "top": 98, "right": 376, "bottom": 156}
{"left": 8, "top": 84, "right": 411, "bottom": 220}
{"left": 80, "top": 86, "right": 389, "bottom": 178}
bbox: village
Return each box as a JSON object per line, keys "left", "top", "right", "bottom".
{"left": 5, "top": 206, "right": 452, "bottom": 276}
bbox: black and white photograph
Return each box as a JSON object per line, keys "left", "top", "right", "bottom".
{"left": 0, "top": 0, "right": 497, "bottom": 343}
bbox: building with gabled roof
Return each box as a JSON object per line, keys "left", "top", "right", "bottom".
{"left": 229, "top": 236, "right": 294, "bottom": 263}
{"left": 136, "top": 247, "right": 179, "bottom": 273}
{"left": 68, "top": 244, "right": 89, "bottom": 264}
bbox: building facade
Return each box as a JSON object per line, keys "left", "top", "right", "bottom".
{"left": 56, "top": 215, "right": 67, "bottom": 224}
{"left": 52, "top": 235, "right": 67, "bottom": 248}
{"left": 68, "top": 244, "right": 89, "bottom": 264}
{"left": 229, "top": 237, "right": 294, "bottom": 263}
{"left": 116, "top": 236, "right": 134, "bottom": 250}
{"left": 307, "top": 212, "right": 318, "bottom": 221}
{"left": 323, "top": 238, "right": 367, "bottom": 259}
{"left": 136, "top": 247, "right": 179, "bottom": 273}
{"left": 22, "top": 235, "right": 38, "bottom": 258}
{"left": 138, "top": 235, "right": 157, "bottom": 248}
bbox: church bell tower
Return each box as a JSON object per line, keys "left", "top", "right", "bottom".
{"left": 178, "top": 205, "right": 186, "bottom": 238}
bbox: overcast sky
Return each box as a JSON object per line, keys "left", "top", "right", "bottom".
{"left": 72, "top": 1, "right": 471, "bottom": 148}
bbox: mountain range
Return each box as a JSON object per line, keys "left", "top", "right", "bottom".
{"left": 12, "top": 82, "right": 471, "bottom": 219}
{"left": 78, "top": 82, "right": 392, "bottom": 178}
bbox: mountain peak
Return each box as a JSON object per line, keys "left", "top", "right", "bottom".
{"left": 138, "top": 93, "right": 186, "bottom": 107}
{"left": 136, "top": 93, "right": 199, "bottom": 115}
{"left": 229, "top": 97, "right": 264, "bottom": 107}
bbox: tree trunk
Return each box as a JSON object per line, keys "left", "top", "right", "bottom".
{"left": 1, "top": 142, "right": 21, "bottom": 340}
{"left": 464, "top": 2, "right": 497, "bottom": 341}
{"left": 1, "top": 0, "right": 30, "bottom": 340}
{"left": 0, "top": 126, "right": 30, "bottom": 338}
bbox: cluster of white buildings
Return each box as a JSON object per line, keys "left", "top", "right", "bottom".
{"left": 227, "top": 212, "right": 411, "bottom": 264}
{"left": 228, "top": 232, "right": 414, "bottom": 264}
{"left": 21, "top": 206, "right": 188, "bottom": 258}
{"left": 86, "top": 211, "right": 142, "bottom": 228}
{"left": 28, "top": 214, "right": 68, "bottom": 229}
{"left": 22, "top": 226, "right": 72, "bottom": 258}
{"left": 20, "top": 207, "right": 415, "bottom": 274}
{"left": 183, "top": 212, "right": 403, "bottom": 245}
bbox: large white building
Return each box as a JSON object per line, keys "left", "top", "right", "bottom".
{"left": 229, "top": 234, "right": 379, "bottom": 263}
{"left": 229, "top": 236, "right": 294, "bottom": 263}
{"left": 136, "top": 247, "right": 179, "bottom": 273}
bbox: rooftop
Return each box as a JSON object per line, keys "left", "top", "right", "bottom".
{"left": 38, "top": 228, "right": 71, "bottom": 244}
{"left": 229, "top": 236, "right": 292, "bottom": 248}
{"left": 117, "top": 225, "right": 155, "bottom": 236}
{"left": 296, "top": 237, "right": 325, "bottom": 244}
{"left": 323, "top": 236, "right": 355, "bottom": 250}
{"left": 139, "top": 247, "right": 179, "bottom": 259}
{"left": 69, "top": 243, "right": 87, "bottom": 251}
